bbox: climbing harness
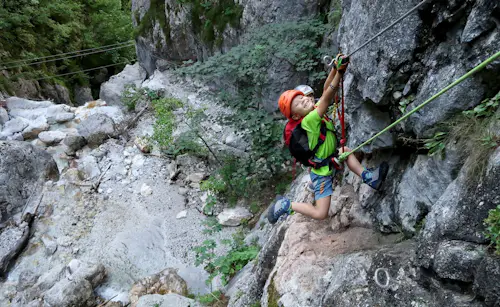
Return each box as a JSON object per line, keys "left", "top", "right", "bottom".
{"left": 338, "top": 50, "right": 500, "bottom": 163}
{"left": 374, "top": 268, "right": 391, "bottom": 289}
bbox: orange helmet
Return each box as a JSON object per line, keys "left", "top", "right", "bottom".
{"left": 278, "top": 90, "right": 303, "bottom": 119}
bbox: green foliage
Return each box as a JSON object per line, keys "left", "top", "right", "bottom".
{"left": 180, "top": 0, "right": 243, "bottom": 47}
{"left": 0, "top": 0, "right": 135, "bottom": 89}
{"left": 135, "top": 0, "right": 169, "bottom": 41}
{"left": 424, "top": 131, "right": 448, "bottom": 158}
{"left": 121, "top": 84, "right": 143, "bottom": 111}
{"left": 203, "top": 195, "right": 218, "bottom": 216}
{"left": 194, "top": 231, "right": 260, "bottom": 286}
{"left": 328, "top": 0, "right": 342, "bottom": 30}
{"left": 484, "top": 205, "right": 500, "bottom": 255}
{"left": 202, "top": 217, "right": 222, "bottom": 235}
{"left": 151, "top": 97, "right": 183, "bottom": 149}
{"left": 177, "top": 20, "right": 327, "bottom": 206}
{"left": 196, "top": 290, "right": 228, "bottom": 306}
{"left": 425, "top": 91, "right": 500, "bottom": 180}
{"left": 463, "top": 92, "right": 500, "bottom": 118}
{"left": 398, "top": 95, "right": 415, "bottom": 114}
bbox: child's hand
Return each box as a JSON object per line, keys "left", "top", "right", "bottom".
{"left": 334, "top": 54, "right": 349, "bottom": 73}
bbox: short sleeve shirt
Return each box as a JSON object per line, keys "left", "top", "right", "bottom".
{"left": 300, "top": 108, "right": 337, "bottom": 176}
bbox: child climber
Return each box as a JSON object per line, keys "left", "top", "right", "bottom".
{"left": 268, "top": 56, "right": 389, "bottom": 224}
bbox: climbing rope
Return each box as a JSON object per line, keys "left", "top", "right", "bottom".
{"left": 338, "top": 50, "right": 500, "bottom": 162}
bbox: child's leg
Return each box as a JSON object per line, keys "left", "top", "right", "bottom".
{"left": 339, "top": 146, "right": 363, "bottom": 177}
{"left": 291, "top": 196, "right": 331, "bottom": 220}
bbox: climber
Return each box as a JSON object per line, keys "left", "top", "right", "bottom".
{"left": 268, "top": 55, "right": 389, "bottom": 223}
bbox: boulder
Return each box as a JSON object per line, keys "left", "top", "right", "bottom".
{"left": 129, "top": 268, "right": 188, "bottom": 307}
{"left": 40, "top": 83, "right": 72, "bottom": 105}
{"left": 0, "top": 141, "right": 58, "bottom": 220}
{"left": 43, "top": 277, "right": 94, "bottom": 307}
{"left": 0, "top": 107, "right": 8, "bottom": 126}
{"left": 136, "top": 293, "right": 200, "bottom": 307}
{"left": 63, "top": 134, "right": 87, "bottom": 153}
{"left": 99, "top": 63, "right": 146, "bottom": 106}
{"left": 0, "top": 118, "right": 29, "bottom": 140}
{"left": 38, "top": 131, "right": 66, "bottom": 145}
{"left": 473, "top": 254, "right": 500, "bottom": 306}
{"left": 461, "top": 0, "right": 498, "bottom": 43}
{"left": 77, "top": 113, "right": 116, "bottom": 146}
{"left": 432, "top": 240, "right": 485, "bottom": 282}
{"left": 186, "top": 172, "right": 207, "bottom": 184}
{"left": 0, "top": 224, "right": 30, "bottom": 275}
{"left": 217, "top": 207, "right": 253, "bottom": 226}
{"left": 22, "top": 116, "right": 49, "bottom": 139}
{"left": 74, "top": 85, "right": 94, "bottom": 106}
{"left": 5, "top": 97, "right": 53, "bottom": 110}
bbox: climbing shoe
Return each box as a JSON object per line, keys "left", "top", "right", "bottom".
{"left": 362, "top": 161, "right": 389, "bottom": 191}
{"left": 267, "top": 196, "right": 293, "bottom": 224}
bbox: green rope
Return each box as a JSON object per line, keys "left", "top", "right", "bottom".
{"left": 338, "top": 50, "right": 500, "bottom": 162}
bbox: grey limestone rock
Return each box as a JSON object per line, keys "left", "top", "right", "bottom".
{"left": 136, "top": 293, "right": 201, "bottom": 307}
{"left": 99, "top": 63, "right": 146, "bottom": 106}
{"left": 473, "top": 254, "right": 500, "bottom": 306}
{"left": 217, "top": 207, "right": 253, "bottom": 227}
{"left": 0, "top": 141, "right": 58, "bottom": 221}
{"left": 77, "top": 113, "right": 116, "bottom": 146}
{"left": 432, "top": 240, "right": 485, "bottom": 282}
{"left": 74, "top": 85, "right": 94, "bottom": 106}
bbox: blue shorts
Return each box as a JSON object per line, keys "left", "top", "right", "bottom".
{"left": 310, "top": 172, "right": 334, "bottom": 201}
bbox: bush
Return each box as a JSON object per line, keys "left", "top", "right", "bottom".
{"left": 485, "top": 205, "right": 500, "bottom": 255}
{"left": 151, "top": 97, "right": 183, "bottom": 149}
{"left": 424, "top": 91, "right": 500, "bottom": 178}
{"left": 194, "top": 231, "right": 260, "bottom": 286}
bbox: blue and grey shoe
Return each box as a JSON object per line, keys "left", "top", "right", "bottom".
{"left": 267, "top": 196, "right": 293, "bottom": 224}
{"left": 362, "top": 162, "right": 389, "bottom": 191}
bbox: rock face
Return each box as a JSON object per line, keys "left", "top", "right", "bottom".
{"left": 9, "top": 259, "right": 106, "bottom": 306}
{"left": 0, "top": 141, "right": 58, "bottom": 221}
{"left": 77, "top": 113, "right": 116, "bottom": 146}
{"left": 99, "top": 63, "right": 146, "bottom": 106}
{"left": 129, "top": 268, "right": 188, "bottom": 307}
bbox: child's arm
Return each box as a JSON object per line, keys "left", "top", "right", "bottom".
{"left": 323, "top": 67, "right": 337, "bottom": 95}
{"left": 317, "top": 64, "right": 347, "bottom": 118}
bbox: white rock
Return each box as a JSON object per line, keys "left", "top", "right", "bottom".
{"left": 393, "top": 91, "right": 403, "bottom": 100}
{"left": 186, "top": 172, "right": 206, "bottom": 183}
{"left": 140, "top": 183, "right": 153, "bottom": 196}
{"left": 217, "top": 207, "right": 253, "bottom": 226}
{"left": 0, "top": 118, "right": 29, "bottom": 138}
{"left": 56, "top": 235, "right": 72, "bottom": 247}
{"left": 0, "top": 107, "right": 8, "bottom": 125}
{"left": 38, "top": 130, "right": 67, "bottom": 145}
{"left": 77, "top": 155, "right": 101, "bottom": 180}
{"left": 176, "top": 210, "right": 187, "bottom": 219}
{"left": 99, "top": 63, "right": 146, "bottom": 107}
{"left": 178, "top": 187, "right": 188, "bottom": 196}
{"left": 22, "top": 116, "right": 49, "bottom": 139}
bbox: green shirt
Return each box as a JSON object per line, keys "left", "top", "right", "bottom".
{"left": 301, "top": 108, "right": 337, "bottom": 176}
